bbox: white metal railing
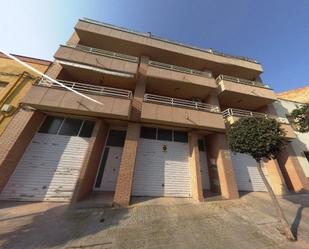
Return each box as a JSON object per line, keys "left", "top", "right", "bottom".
{"left": 216, "top": 75, "right": 271, "bottom": 89}
{"left": 144, "top": 94, "right": 220, "bottom": 113}
{"left": 37, "top": 78, "right": 132, "bottom": 99}
{"left": 222, "top": 108, "right": 289, "bottom": 124}
{"left": 148, "top": 60, "right": 212, "bottom": 78}
{"left": 65, "top": 43, "right": 139, "bottom": 63}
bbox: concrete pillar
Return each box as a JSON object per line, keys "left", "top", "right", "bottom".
{"left": 277, "top": 143, "right": 309, "bottom": 191}
{"left": 113, "top": 123, "right": 140, "bottom": 207}
{"left": 0, "top": 109, "right": 45, "bottom": 192}
{"left": 263, "top": 159, "right": 288, "bottom": 195}
{"left": 130, "top": 56, "right": 149, "bottom": 122}
{"left": 188, "top": 131, "right": 204, "bottom": 202}
{"left": 67, "top": 31, "right": 80, "bottom": 45}
{"left": 71, "top": 119, "right": 109, "bottom": 203}
{"left": 45, "top": 62, "right": 63, "bottom": 79}
{"left": 205, "top": 133, "right": 239, "bottom": 199}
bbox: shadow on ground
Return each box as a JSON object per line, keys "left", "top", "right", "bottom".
{"left": 0, "top": 201, "right": 129, "bottom": 249}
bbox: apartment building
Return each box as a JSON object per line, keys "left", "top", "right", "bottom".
{"left": 0, "top": 19, "right": 308, "bottom": 206}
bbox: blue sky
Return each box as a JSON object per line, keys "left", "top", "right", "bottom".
{"left": 1, "top": 0, "right": 308, "bottom": 92}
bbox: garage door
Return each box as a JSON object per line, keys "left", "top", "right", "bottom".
{"left": 132, "top": 127, "right": 191, "bottom": 197}
{"left": 0, "top": 116, "right": 95, "bottom": 202}
{"left": 231, "top": 153, "right": 268, "bottom": 192}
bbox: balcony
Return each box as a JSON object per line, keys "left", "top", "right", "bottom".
{"left": 216, "top": 75, "right": 277, "bottom": 110}
{"left": 75, "top": 19, "right": 263, "bottom": 79}
{"left": 147, "top": 60, "right": 216, "bottom": 89}
{"left": 222, "top": 108, "right": 296, "bottom": 139}
{"left": 22, "top": 79, "right": 132, "bottom": 119}
{"left": 54, "top": 44, "right": 139, "bottom": 77}
{"left": 141, "top": 94, "right": 225, "bottom": 131}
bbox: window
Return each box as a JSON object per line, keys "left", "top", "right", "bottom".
{"left": 140, "top": 127, "right": 157, "bottom": 139}
{"left": 38, "top": 116, "right": 64, "bottom": 134}
{"left": 106, "top": 130, "right": 126, "bottom": 147}
{"left": 38, "top": 116, "right": 95, "bottom": 137}
{"left": 304, "top": 151, "right": 309, "bottom": 162}
{"left": 157, "top": 129, "right": 172, "bottom": 141}
{"left": 79, "top": 120, "right": 95, "bottom": 138}
{"left": 174, "top": 131, "right": 188, "bottom": 143}
{"left": 58, "top": 118, "right": 83, "bottom": 136}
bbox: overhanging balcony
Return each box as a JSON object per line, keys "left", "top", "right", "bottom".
{"left": 216, "top": 75, "right": 277, "bottom": 110}
{"left": 22, "top": 79, "right": 132, "bottom": 119}
{"left": 147, "top": 60, "right": 216, "bottom": 89}
{"left": 222, "top": 108, "right": 296, "bottom": 139}
{"left": 141, "top": 94, "right": 225, "bottom": 131}
{"left": 54, "top": 44, "right": 139, "bottom": 77}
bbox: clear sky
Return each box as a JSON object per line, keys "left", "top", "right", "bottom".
{"left": 1, "top": 0, "right": 308, "bottom": 92}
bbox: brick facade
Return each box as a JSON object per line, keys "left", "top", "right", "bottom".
{"left": 113, "top": 123, "right": 140, "bottom": 207}
{"left": 188, "top": 131, "right": 204, "bottom": 201}
{"left": 71, "top": 119, "right": 109, "bottom": 203}
{"left": 277, "top": 143, "right": 309, "bottom": 192}
{"left": 205, "top": 133, "right": 239, "bottom": 199}
{"left": 0, "top": 109, "right": 44, "bottom": 192}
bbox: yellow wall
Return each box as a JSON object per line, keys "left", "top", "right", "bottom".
{"left": 0, "top": 56, "right": 50, "bottom": 134}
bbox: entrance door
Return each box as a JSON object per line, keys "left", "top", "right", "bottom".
{"left": 198, "top": 138, "right": 210, "bottom": 190}
{"left": 94, "top": 129, "right": 126, "bottom": 191}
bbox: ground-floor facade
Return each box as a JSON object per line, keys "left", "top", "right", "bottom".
{"left": 0, "top": 109, "right": 308, "bottom": 206}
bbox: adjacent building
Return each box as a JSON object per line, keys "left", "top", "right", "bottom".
{"left": 0, "top": 19, "right": 308, "bottom": 206}
{"left": 0, "top": 53, "right": 51, "bottom": 134}
{"left": 273, "top": 97, "right": 309, "bottom": 181}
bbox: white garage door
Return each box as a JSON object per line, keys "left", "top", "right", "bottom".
{"left": 0, "top": 116, "right": 95, "bottom": 202}
{"left": 132, "top": 128, "right": 191, "bottom": 197}
{"left": 231, "top": 153, "right": 268, "bottom": 192}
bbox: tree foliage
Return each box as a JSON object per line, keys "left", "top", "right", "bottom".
{"left": 290, "top": 104, "right": 309, "bottom": 133}
{"left": 227, "top": 116, "right": 286, "bottom": 162}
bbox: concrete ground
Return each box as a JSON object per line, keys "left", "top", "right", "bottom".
{"left": 0, "top": 192, "right": 309, "bottom": 249}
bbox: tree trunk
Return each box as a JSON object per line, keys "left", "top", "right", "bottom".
{"left": 256, "top": 161, "right": 296, "bottom": 241}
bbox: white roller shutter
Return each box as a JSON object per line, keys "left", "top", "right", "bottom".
{"left": 231, "top": 153, "right": 268, "bottom": 192}
{"left": 0, "top": 133, "right": 90, "bottom": 202}
{"left": 132, "top": 139, "right": 191, "bottom": 197}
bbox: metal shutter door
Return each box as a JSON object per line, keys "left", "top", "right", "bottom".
{"left": 132, "top": 139, "right": 192, "bottom": 197}
{"left": 231, "top": 153, "right": 268, "bottom": 192}
{"left": 0, "top": 133, "right": 90, "bottom": 202}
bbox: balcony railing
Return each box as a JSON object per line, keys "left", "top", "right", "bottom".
{"left": 222, "top": 108, "right": 289, "bottom": 124}
{"left": 65, "top": 43, "right": 139, "bottom": 63}
{"left": 144, "top": 94, "right": 220, "bottom": 113}
{"left": 216, "top": 75, "right": 271, "bottom": 89}
{"left": 148, "top": 60, "right": 212, "bottom": 78}
{"left": 37, "top": 78, "right": 132, "bottom": 99}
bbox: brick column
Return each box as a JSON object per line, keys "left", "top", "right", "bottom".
{"left": 113, "top": 123, "right": 141, "bottom": 207}
{"left": 205, "top": 133, "right": 239, "bottom": 199}
{"left": 130, "top": 56, "right": 149, "bottom": 122}
{"left": 0, "top": 109, "right": 44, "bottom": 192}
{"left": 277, "top": 143, "right": 309, "bottom": 191}
{"left": 71, "top": 119, "right": 109, "bottom": 203}
{"left": 263, "top": 159, "right": 288, "bottom": 195}
{"left": 188, "top": 131, "right": 204, "bottom": 201}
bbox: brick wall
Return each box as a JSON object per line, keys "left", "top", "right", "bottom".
{"left": 205, "top": 133, "right": 239, "bottom": 199}
{"left": 0, "top": 109, "right": 44, "bottom": 192}
{"left": 113, "top": 122, "right": 140, "bottom": 207}
{"left": 72, "top": 119, "right": 109, "bottom": 202}
{"left": 188, "top": 131, "right": 204, "bottom": 201}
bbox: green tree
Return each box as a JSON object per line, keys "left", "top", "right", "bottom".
{"left": 290, "top": 104, "right": 309, "bottom": 133}
{"left": 227, "top": 116, "right": 295, "bottom": 241}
